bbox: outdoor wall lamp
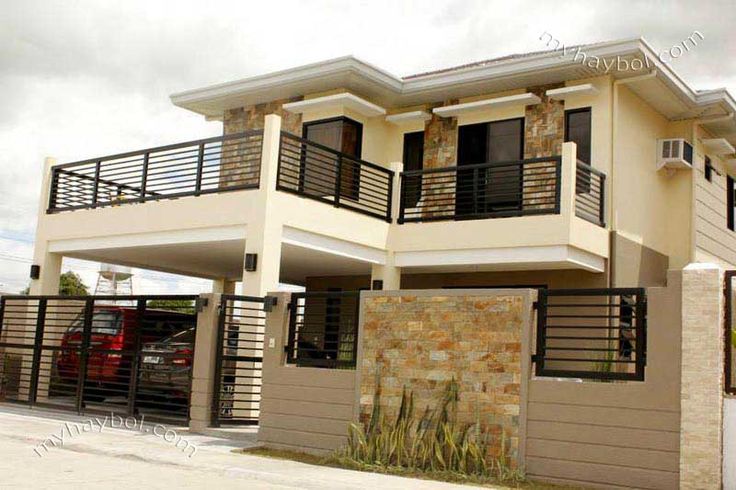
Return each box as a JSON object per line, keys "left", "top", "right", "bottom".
{"left": 30, "top": 264, "right": 40, "bottom": 280}
{"left": 244, "top": 253, "right": 258, "bottom": 272}
{"left": 372, "top": 279, "right": 383, "bottom": 290}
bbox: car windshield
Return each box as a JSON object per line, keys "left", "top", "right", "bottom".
{"left": 67, "top": 311, "right": 122, "bottom": 336}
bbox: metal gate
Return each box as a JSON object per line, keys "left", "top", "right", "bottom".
{"left": 0, "top": 295, "right": 198, "bottom": 423}
{"left": 211, "top": 295, "right": 273, "bottom": 426}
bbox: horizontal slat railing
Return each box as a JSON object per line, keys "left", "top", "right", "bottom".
{"left": 533, "top": 288, "right": 647, "bottom": 381}
{"left": 277, "top": 132, "right": 393, "bottom": 222}
{"left": 575, "top": 160, "right": 606, "bottom": 227}
{"left": 47, "top": 131, "right": 264, "bottom": 213}
{"left": 398, "top": 157, "right": 562, "bottom": 223}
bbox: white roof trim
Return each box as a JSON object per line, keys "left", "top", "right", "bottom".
{"left": 702, "top": 138, "right": 736, "bottom": 155}
{"left": 433, "top": 93, "right": 541, "bottom": 117}
{"left": 546, "top": 84, "right": 599, "bottom": 100}
{"left": 282, "top": 92, "right": 386, "bottom": 117}
{"left": 385, "top": 110, "right": 432, "bottom": 125}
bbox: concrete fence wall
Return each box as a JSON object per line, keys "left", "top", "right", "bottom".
{"left": 257, "top": 292, "right": 356, "bottom": 454}
{"left": 525, "top": 272, "right": 683, "bottom": 489}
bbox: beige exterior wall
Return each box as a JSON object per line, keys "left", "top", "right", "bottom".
{"left": 692, "top": 125, "right": 736, "bottom": 269}
{"left": 612, "top": 85, "right": 692, "bottom": 270}
{"left": 525, "top": 270, "right": 683, "bottom": 489}
{"left": 257, "top": 292, "right": 357, "bottom": 454}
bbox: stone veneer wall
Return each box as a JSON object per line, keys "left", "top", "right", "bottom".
{"left": 358, "top": 290, "right": 534, "bottom": 465}
{"left": 219, "top": 97, "right": 303, "bottom": 187}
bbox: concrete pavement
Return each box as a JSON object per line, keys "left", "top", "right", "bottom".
{"left": 0, "top": 404, "right": 489, "bottom": 489}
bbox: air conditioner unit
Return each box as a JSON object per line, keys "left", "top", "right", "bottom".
{"left": 657, "top": 139, "right": 693, "bottom": 171}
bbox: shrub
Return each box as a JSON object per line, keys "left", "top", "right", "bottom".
{"left": 334, "top": 379, "right": 524, "bottom": 483}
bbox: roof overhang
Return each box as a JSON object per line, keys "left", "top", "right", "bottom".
{"left": 171, "top": 37, "right": 736, "bottom": 145}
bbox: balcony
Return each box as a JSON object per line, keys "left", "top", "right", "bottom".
{"left": 398, "top": 157, "right": 605, "bottom": 227}
{"left": 47, "top": 131, "right": 264, "bottom": 213}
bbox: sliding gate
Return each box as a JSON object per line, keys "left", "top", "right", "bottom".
{"left": 211, "top": 294, "right": 272, "bottom": 426}
{"left": 0, "top": 295, "right": 198, "bottom": 423}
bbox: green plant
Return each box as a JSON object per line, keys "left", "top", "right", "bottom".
{"left": 592, "top": 350, "right": 614, "bottom": 375}
{"left": 731, "top": 329, "right": 736, "bottom": 349}
{"left": 333, "top": 379, "right": 525, "bottom": 483}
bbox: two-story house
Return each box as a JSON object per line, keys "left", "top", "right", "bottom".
{"left": 30, "top": 38, "right": 736, "bottom": 302}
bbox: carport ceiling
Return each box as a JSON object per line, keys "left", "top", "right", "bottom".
{"left": 280, "top": 243, "right": 372, "bottom": 285}
{"left": 64, "top": 239, "right": 246, "bottom": 280}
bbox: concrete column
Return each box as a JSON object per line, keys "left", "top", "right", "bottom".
{"left": 242, "top": 114, "right": 283, "bottom": 297}
{"left": 371, "top": 161, "right": 402, "bottom": 290}
{"left": 189, "top": 293, "right": 220, "bottom": 432}
{"left": 29, "top": 157, "right": 63, "bottom": 296}
{"left": 559, "top": 141, "right": 577, "bottom": 219}
{"left": 679, "top": 263, "right": 723, "bottom": 488}
{"left": 211, "top": 279, "right": 236, "bottom": 295}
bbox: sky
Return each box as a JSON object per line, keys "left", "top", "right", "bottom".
{"left": 1, "top": 0, "right": 734, "bottom": 293}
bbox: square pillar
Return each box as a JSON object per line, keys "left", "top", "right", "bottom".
{"left": 372, "top": 161, "right": 402, "bottom": 290}
{"left": 30, "top": 157, "right": 63, "bottom": 296}
{"left": 679, "top": 263, "right": 723, "bottom": 488}
{"left": 189, "top": 293, "right": 220, "bottom": 431}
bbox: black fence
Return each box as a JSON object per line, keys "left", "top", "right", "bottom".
{"left": 533, "top": 288, "right": 647, "bottom": 381}
{"left": 725, "top": 271, "right": 736, "bottom": 395}
{"left": 286, "top": 291, "right": 360, "bottom": 369}
{"left": 0, "top": 295, "right": 198, "bottom": 423}
{"left": 277, "top": 132, "right": 394, "bottom": 222}
{"left": 575, "top": 161, "right": 606, "bottom": 227}
{"left": 47, "top": 131, "right": 264, "bottom": 213}
{"left": 211, "top": 294, "right": 272, "bottom": 426}
{"left": 398, "top": 157, "right": 562, "bottom": 223}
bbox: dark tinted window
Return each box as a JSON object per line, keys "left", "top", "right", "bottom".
{"left": 402, "top": 132, "right": 424, "bottom": 208}
{"left": 728, "top": 176, "right": 735, "bottom": 231}
{"left": 487, "top": 118, "right": 523, "bottom": 162}
{"left": 303, "top": 117, "right": 363, "bottom": 200}
{"left": 565, "top": 108, "right": 592, "bottom": 164}
{"left": 705, "top": 156, "right": 712, "bottom": 182}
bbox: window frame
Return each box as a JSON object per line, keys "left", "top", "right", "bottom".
{"left": 728, "top": 175, "right": 735, "bottom": 231}
{"left": 705, "top": 156, "right": 713, "bottom": 182}
{"left": 565, "top": 107, "right": 592, "bottom": 195}
{"left": 401, "top": 131, "right": 425, "bottom": 209}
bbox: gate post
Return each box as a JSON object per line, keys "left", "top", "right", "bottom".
{"left": 189, "top": 293, "right": 219, "bottom": 432}
{"left": 679, "top": 263, "right": 724, "bottom": 488}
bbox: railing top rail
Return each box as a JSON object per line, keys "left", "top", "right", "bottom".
{"left": 400, "top": 155, "right": 563, "bottom": 177}
{"left": 221, "top": 294, "right": 268, "bottom": 303}
{"left": 290, "top": 290, "right": 361, "bottom": 298}
{"left": 280, "top": 131, "right": 394, "bottom": 177}
{"left": 2, "top": 294, "right": 200, "bottom": 301}
{"left": 575, "top": 159, "right": 606, "bottom": 178}
{"left": 51, "top": 130, "right": 264, "bottom": 170}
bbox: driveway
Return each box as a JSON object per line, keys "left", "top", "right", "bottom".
{"left": 0, "top": 404, "right": 489, "bottom": 489}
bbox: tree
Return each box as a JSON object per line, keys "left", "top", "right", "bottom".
{"left": 21, "top": 271, "right": 89, "bottom": 296}
{"left": 147, "top": 298, "right": 195, "bottom": 314}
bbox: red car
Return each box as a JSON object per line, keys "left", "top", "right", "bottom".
{"left": 56, "top": 306, "right": 195, "bottom": 401}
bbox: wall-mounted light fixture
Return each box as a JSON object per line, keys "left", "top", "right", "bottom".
{"left": 244, "top": 253, "right": 258, "bottom": 272}
{"left": 372, "top": 279, "right": 384, "bottom": 291}
{"left": 30, "top": 264, "right": 40, "bottom": 280}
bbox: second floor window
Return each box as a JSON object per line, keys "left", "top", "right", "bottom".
{"left": 303, "top": 117, "right": 363, "bottom": 201}
{"left": 729, "top": 176, "right": 736, "bottom": 231}
{"left": 705, "top": 156, "right": 713, "bottom": 182}
{"left": 402, "top": 131, "right": 424, "bottom": 208}
{"left": 566, "top": 107, "right": 592, "bottom": 194}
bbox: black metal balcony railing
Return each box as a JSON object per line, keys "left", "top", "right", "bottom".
{"left": 47, "top": 131, "right": 264, "bottom": 213}
{"left": 398, "top": 157, "right": 562, "bottom": 223}
{"left": 277, "top": 132, "right": 394, "bottom": 222}
{"left": 575, "top": 160, "right": 606, "bottom": 227}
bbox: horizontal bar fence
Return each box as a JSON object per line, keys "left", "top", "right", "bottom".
{"left": 575, "top": 160, "right": 606, "bottom": 227}
{"left": 277, "top": 132, "right": 394, "bottom": 222}
{"left": 211, "top": 294, "right": 270, "bottom": 426}
{"left": 0, "top": 294, "right": 198, "bottom": 423}
{"left": 533, "top": 288, "right": 647, "bottom": 381}
{"left": 286, "top": 291, "right": 360, "bottom": 369}
{"left": 47, "top": 131, "right": 264, "bottom": 213}
{"left": 398, "top": 156, "right": 562, "bottom": 223}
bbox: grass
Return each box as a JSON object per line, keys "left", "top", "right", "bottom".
{"left": 237, "top": 446, "right": 579, "bottom": 489}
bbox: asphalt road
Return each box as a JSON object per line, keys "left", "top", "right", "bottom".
{"left": 0, "top": 404, "right": 486, "bottom": 489}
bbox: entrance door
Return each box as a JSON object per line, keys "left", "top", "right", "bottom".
{"left": 457, "top": 118, "right": 524, "bottom": 218}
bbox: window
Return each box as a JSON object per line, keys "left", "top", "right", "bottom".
{"left": 729, "top": 176, "right": 735, "bottom": 231}
{"left": 705, "top": 156, "right": 713, "bottom": 182}
{"left": 402, "top": 131, "right": 424, "bottom": 208}
{"left": 302, "top": 117, "right": 363, "bottom": 200}
{"left": 565, "top": 108, "right": 592, "bottom": 194}
{"left": 457, "top": 118, "right": 525, "bottom": 216}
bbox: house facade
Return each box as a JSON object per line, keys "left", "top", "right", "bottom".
{"left": 21, "top": 38, "right": 736, "bottom": 488}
